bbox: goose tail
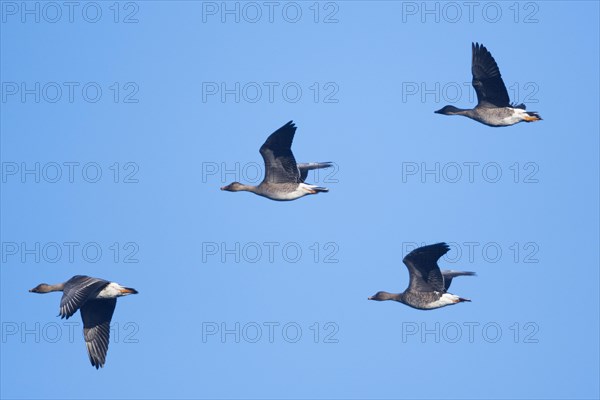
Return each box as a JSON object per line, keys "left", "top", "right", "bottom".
{"left": 523, "top": 111, "right": 542, "bottom": 122}
{"left": 312, "top": 186, "right": 329, "bottom": 193}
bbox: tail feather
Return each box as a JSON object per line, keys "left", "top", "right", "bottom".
{"left": 301, "top": 182, "right": 329, "bottom": 194}
{"left": 524, "top": 111, "right": 542, "bottom": 122}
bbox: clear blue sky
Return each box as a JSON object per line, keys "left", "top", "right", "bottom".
{"left": 1, "top": 1, "right": 599, "bottom": 399}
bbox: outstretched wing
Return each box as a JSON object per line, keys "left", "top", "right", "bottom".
{"left": 442, "top": 270, "right": 476, "bottom": 291}
{"left": 59, "top": 276, "right": 109, "bottom": 319}
{"left": 81, "top": 298, "right": 116, "bottom": 369}
{"left": 259, "top": 121, "right": 301, "bottom": 184}
{"left": 471, "top": 43, "right": 510, "bottom": 108}
{"left": 297, "top": 162, "right": 332, "bottom": 183}
{"left": 402, "top": 243, "right": 449, "bottom": 292}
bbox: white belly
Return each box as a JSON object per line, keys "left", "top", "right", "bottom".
{"left": 424, "top": 293, "right": 460, "bottom": 309}
{"left": 262, "top": 183, "right": 315, "bottom": 201}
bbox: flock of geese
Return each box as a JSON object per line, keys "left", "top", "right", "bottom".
{"left": 30, "top": 43, "right": 542, "bottom": 368}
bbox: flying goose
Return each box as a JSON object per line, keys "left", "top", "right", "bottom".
{"left": 435, "top": 43, "right": 542, "bottom": 127}
{"left": 368, "top": 243, "right": 475, "bottom": 310}
{"left": 221, "top": 121, "right": 332, "bottom": 201}
{"left": 29, "top": 275, "right": 138, "bottom": 368}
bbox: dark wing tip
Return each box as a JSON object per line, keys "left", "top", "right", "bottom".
{"left": 87, "top": 338, "right": 108, "bottom": 369}
{"left": 418, "top": 242, "right": 450, "bottom": 254}
{"left": 281, "top": 120, "right": 296, "bottom": 133}
{"left": 270, "top": 120, "right": 297, "bottom": 138}
{"left": 472, "top": 41, "right": 485, "bottom": 49}
{"left": 260, "top": 120, "right": 298, "bottom": 153}
{"left": 472, "top": 42, "right": 489, "bottom": 56}
{"left": 472, "top": 43, "right": 500, "bottom": 75}
{"left": 429, "top": 242, "right": 451, "bottom": 259}
{"left": 88, "top": 344, "right": 105, "bottom": 369}
{"left": 287, "top": 121, "right": 297, "bottom": 134}
{"left": 436, "top": 242, "right": 450, "bottom": 251}
{"left": 402, "top": 242, "right": 451, "bottom": 263}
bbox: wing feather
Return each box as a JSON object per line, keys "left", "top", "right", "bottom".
{"left": 402, "top": 243, "right": 449, "bottom": 292}
{"left": 471, "top": 43, "right": 510, "bottom": 107}
{"left": 259, "top": 121, "right": 301, "bottom": 184}
{"left": 81, "top": 298, "right": 116, "bottom": 369}
{"left": 59, "top": 276, "right": 108, "bottom": 319}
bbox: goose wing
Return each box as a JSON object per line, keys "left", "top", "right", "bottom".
{"left": 402, "top": 243, "right": 449, "bottom": 292}
{"left": 297, "top": 162, "right": 332, "bottom": 183}
{"left": 442, "top": 270, "right": 476, "bottom": 291}
{"left": 472, "top": 42, "right": 510, "bottom": 108}
{"left": 259, "top": 121, "right": 301, "bottom": 184}
{"left": 80, "top": 298, "right": 117, "bottom": 369}
{"left": 59, "top": 275, "right": 109, "bottom": 319}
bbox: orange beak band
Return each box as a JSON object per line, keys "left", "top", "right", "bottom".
{"left": 120, "top": 288, "right": 138, "bottom": 294}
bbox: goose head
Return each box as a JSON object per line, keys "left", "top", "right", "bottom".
{"left": 368, "top": 291, "right": 397, "bottom": 301}
{"left": 221, "top": 182, "right": 246, "bottom": 192}
{"left": 29, "top": 283, "right": 52, "bottom": 293}
{"left": 434, "top": 105, "right": 463, "bottom": 115}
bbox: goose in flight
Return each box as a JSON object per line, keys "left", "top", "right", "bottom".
{"left": 221, "top": 121, "right": 332, "bottom": 201}
{"left": 435, "top": 43, "right": 542, "bottom": 127}
{"left": 368, "top": 243, "right": 475, "bottom": 310}
{"left": 29, "top": 275, "right": 138, "bottom": 369}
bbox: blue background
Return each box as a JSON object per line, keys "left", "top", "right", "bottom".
{"left": 1, "top": 1, "right": 599, "bottom": 399}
